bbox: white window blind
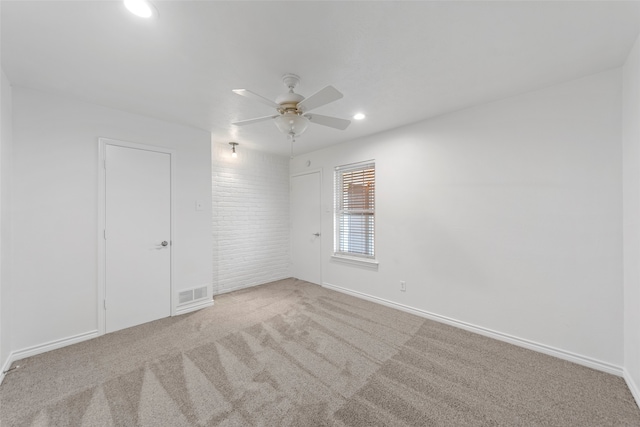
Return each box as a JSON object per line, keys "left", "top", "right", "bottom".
{"left": 334, "top": 161, "right": 375, "bottom": 258}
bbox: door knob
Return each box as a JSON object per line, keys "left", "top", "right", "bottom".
{"left": 313, "top": 233, "right": 320, "bottom": 237}
{"left": 161, "top": 241, "right": 168, "bottom": 247}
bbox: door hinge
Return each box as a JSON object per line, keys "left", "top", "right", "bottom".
{"left": 103, "top": 299, "right": 107, "bottom": 310}
{"left": 103, "top": 229, "right": 106, "bottom": 240}
{"left": 103, "top": 160, "right": 106, "bottom": 169}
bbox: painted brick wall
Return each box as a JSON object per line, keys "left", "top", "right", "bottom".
{"left": 211, "top": 142, "right": 290, "bottom": 294}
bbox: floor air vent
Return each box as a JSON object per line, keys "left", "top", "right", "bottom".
{"left": 178, "top": 286, "right": 208, "bottom": 305}
{"left": 194, "top": 286, "right": 207, "bottom": 300}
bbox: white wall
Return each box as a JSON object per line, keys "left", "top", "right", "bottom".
{"left": 291, "top": 69, "right": 623, "bottom": 372}
{"left": 211, "top": 142, "right": 290, "bottom": 294}
{"left": 1, "top": 69, "right": 13, "bottom": 375}
{"left": 623, "top": 33, "right": 640, "bottom": 404}
{"left": 10, "top": 87, "right": 212, "bottom": 355}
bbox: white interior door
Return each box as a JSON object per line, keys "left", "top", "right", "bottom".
{"left": 105, "top": 144, "right": 171, "bottom": 333}
{"left": 291, "top": 171, "right": 322, "bottom": 284}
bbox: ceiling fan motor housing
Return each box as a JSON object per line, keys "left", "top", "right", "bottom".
{"left": 275, "top": 92, "right": 304, "bottom": 112}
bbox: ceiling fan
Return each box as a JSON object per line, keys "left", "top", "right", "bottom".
{"left": 231, "top": 74, "right": 351, "bottom": 141}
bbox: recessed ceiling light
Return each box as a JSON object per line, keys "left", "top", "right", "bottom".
{"left": 124, "top": 0, "right": 157, "bottom": 18}
{"left": 353, "top": 113, "right": 366, "bottom": 120}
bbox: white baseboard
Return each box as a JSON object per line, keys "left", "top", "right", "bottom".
{"left": 624, "top": 369, "right": 640, "bottom": 408}
{"left": 322, "top": 282, "right": 623, "bottom": 377}
{"left": 11, "top": 330, "right": 99, "bottom": 361}
{"left": 213, "top": 276, "right": 291, "bottom": 296}
{"left": 0, "top": 329, "right": 99, "bottom": 385}
{"left": 0, "top": 352, "right": 15, "bottom": 385}
{"left": 175, "top": 299, "right": 214, "bottom": 316}
{"left": 213, "top": 284, "right": 253, "bottom": 296}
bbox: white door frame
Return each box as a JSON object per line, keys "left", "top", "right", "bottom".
{"left": 290, "top": 169, "right": 323, "bottom": 284}
{"left": 97, "top": 137, "right": 176, "bottom": 336}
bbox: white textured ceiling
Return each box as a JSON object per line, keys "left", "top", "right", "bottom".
{"left": 2, "top": 1, "right": 640, "bottom": 156}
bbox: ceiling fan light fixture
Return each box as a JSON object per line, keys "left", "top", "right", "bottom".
{"left": 274, "top": 113, "right": 309, "bottom": 137}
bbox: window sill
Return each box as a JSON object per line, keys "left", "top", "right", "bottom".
{"left": 331, "top": 255, "right": 379, "bottom": 271}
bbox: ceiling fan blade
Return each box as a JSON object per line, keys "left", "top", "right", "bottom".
{"left": 232, "top": 115, "right": 279, "bottom": 126}
{"left": 297, "top": 85, "right": 343, "bottom": 112}
{"left": 304, "top": 113, "right": 351, "bottom": 130}
{"left": 232, "top": 89, "right": 281, "bottom": 110}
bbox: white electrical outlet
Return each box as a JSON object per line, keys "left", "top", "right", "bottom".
{"left": 400, "top": 281, "right": 406, "bottom": 292}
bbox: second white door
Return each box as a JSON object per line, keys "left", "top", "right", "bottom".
{"left": 291, "top": 171, "right": 322, "bottom": 284}
{"left": 105, "top": 143, "right": 171, "bottom": 333}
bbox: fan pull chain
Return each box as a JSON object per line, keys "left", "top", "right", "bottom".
{"left": 289, "top": 133, "right": 296, "bottom": 159}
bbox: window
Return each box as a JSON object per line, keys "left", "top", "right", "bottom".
{"left": 334, "top": 161, "right": 375, "bottom": 258}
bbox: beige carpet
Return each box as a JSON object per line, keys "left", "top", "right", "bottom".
{"left": 1, "top": 278, "right": 639, "bottom": 426}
